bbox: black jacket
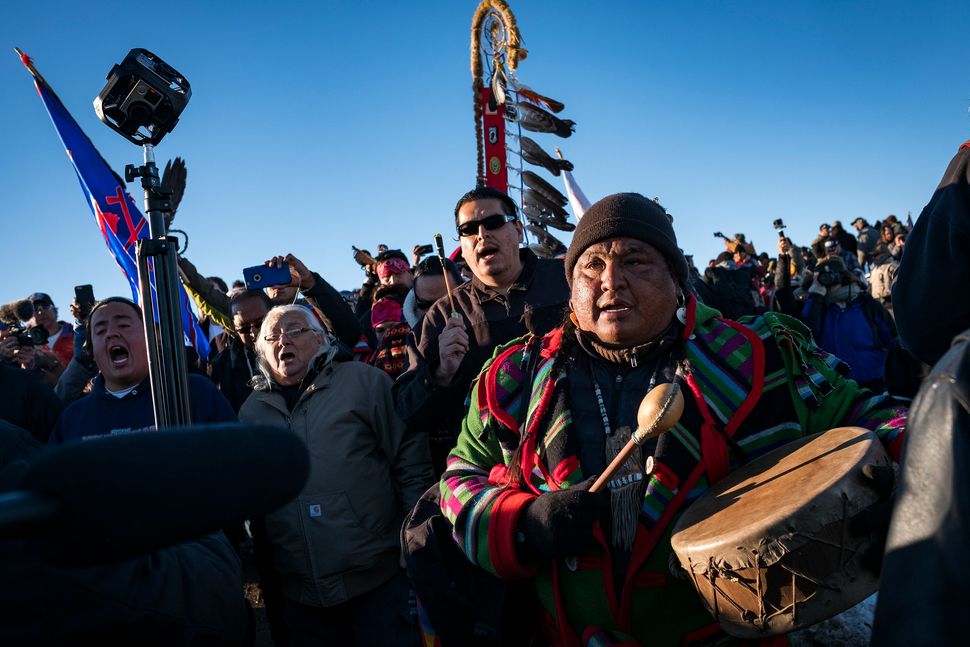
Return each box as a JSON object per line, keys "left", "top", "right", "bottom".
{"left": 892, "top": 141, "right": 970, "bottom": 364}
{"left": 0, "top": 420, "right": 250, "bottom": 645}
{"left": 208, "top": 340, "right": 258, "bottom": 414}
{"left": 0, "top": 362, "right": 63, "bottom": 444}
{"left": 872, "top": 329, "right": 970, "bottom": 646}
{"left": 394, "top": 250, "right": 568, "bottom": 439}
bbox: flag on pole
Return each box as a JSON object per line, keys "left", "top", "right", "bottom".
{"left": 17, "top": 49, "right": 210, "bottom": 359}
{"left": 561, "top": 168, "right": 591, "bottom": 219}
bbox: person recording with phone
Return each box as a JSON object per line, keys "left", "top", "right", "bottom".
{"left": 179, "top": 252, "right": 361, "bottom": 351}
{"left": 48, "top": 286, "right": 108, "bottom": 405}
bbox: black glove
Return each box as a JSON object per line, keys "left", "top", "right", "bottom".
{"left": 517, "top": 476, "right": 610, "bottom": 560}
{"left": 849, "top": 463, "right": 896, "bottom": 573}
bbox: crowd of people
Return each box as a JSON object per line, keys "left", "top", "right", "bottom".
{"left": 1, "top": 139, "right": 968, "bottom": 645}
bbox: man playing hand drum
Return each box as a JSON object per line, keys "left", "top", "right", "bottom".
{"left": 439, "top": 193, "right": 906, "bottom": 646}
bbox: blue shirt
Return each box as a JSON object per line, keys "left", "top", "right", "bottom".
{"left": 49, "top": 374, "right": 237, "bottom": 445}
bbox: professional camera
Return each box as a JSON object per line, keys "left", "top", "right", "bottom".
{"left": 713, "top": 231, "right": 727, "bottom": 239}
{"left": 773, "top": 218, "right": 787, "bottom": 237}
{"left": 94, "top": 48, "right": 191, "bottom": 146}
{"left": 14, "top": 326, "right": 49, "bottom": 348}
{"left": 817, "top": 269, "right": 842, "bottom": 287}
{"left": 0, "top": 299, "right": 34, "bottom": 327}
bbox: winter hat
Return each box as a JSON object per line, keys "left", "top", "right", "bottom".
{"left": 564, "top": 193, "right": 688, "bottom": 286}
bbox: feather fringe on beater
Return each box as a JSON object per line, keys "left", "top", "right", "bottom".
{"left": 605, "top": 426, "right": 646, "bottom": 550}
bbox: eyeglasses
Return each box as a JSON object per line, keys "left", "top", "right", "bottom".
{"left": 456, "top": 214, "right": 516, "bottom": 238}
{"left": 263, "top": 327, "right": 312, "bottom": 343}
{"left": 33, "top": 303, "right": 54, "bottom": 313}
{"left": 234, "top": 318, "right": 265, "bottom": 337}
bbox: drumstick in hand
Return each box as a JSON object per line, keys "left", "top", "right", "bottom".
{"left": 589, "top": 383, "right": 685, "bottom": 493}
{"left": 434, "top": 233, "right": 459, "bottom": 317}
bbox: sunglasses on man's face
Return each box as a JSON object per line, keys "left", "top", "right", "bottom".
{"left": 456, "top": 214, "right": 516, "bottom": 238}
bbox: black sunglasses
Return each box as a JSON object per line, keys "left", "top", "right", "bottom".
{"left": 456, "top": 213, "right": 516, "bottom": 238}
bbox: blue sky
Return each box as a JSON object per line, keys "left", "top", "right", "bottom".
{"left": 2, "top": 1, "right": 968, "bottom": 315}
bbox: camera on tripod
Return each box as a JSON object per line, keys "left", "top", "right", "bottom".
{"left": 93, "top": 48, "right": 194, "bottom": 428}
{"left": 93, "top": 48, "right": 191, "bottom": 146}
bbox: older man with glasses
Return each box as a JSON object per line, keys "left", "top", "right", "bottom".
{"left": 394, "top": 186, "right": 569, "bottom": 475}
{"left": 239, "top": 304, "right": 433, "bottom": 645}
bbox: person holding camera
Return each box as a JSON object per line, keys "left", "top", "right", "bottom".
{"left": 26, "top": 293, "right": 74, "bottom": 367}
{"left": 0, "top": 323, "right": 64, "bottom": 443}
{"left": 0, "top": 296, "right": 67, "bottom": 388}
{"left": 801, "top": 256, "right": 895, "bottom": 392}
{"left": 772, "top": 235, "right": 808, "bottom": 317}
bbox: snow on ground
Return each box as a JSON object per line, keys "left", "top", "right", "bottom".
{"left": 788, "top": 594, "right": 877, "bottom": 647}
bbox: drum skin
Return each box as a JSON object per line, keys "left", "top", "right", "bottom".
{"left": 670, "top": 427, "right": 892, "bottom": 638}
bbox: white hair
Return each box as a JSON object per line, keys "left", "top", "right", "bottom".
{"left": 250, "top": 305, "right": 332, "bottom": 391}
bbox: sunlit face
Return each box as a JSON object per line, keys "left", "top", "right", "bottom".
{"left": 570, "top": 238, "right": 679, "bottom": 347}
{"left": 90, "top": 302, "right": 149, "bottom": 391}
{"left": 232, "top": 296, "right": 270, "bottom": 349}
{"left": 259, "top": 310, "right": 324, "bottom": 386}
{"left": 30, "top": 301, "right": 57, "bottom": 333}
{"left": 380, "top": 270, "right": 414, "bottom": 289}
{"left": 457, "top": 198, "right": 523, "bottom": 290}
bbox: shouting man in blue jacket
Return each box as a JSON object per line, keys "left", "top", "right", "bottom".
{"left": 49, "top": 297, "right": 236, "bottom": 445}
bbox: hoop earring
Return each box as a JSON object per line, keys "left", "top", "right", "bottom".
{"left": 676, "top": 293, "right": 688, "bottom": 325}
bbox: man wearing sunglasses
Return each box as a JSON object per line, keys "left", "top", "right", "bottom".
{"left": 27, "top": 293, "right": 74, "bottom": 368}
{"left": 207, "top": 289, "right": 273, "bottom": 413}
{"left": 394, "top": 187, "right": 569, "bottom": 473}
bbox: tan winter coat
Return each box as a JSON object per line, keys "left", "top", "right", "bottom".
{"left": 239, "top": 359, "right": 434, "bottom": 607}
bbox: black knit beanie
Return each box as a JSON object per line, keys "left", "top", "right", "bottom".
{"left": 564, "top": 193, "right": 689, "bottom": 286}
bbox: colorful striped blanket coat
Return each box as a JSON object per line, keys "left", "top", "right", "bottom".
{"left": 439, "top": 298, "right": 906, "bottom": 647}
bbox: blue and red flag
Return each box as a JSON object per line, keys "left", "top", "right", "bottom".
{"left": 18, "top": 50, "right": 209, "bottom": 359}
